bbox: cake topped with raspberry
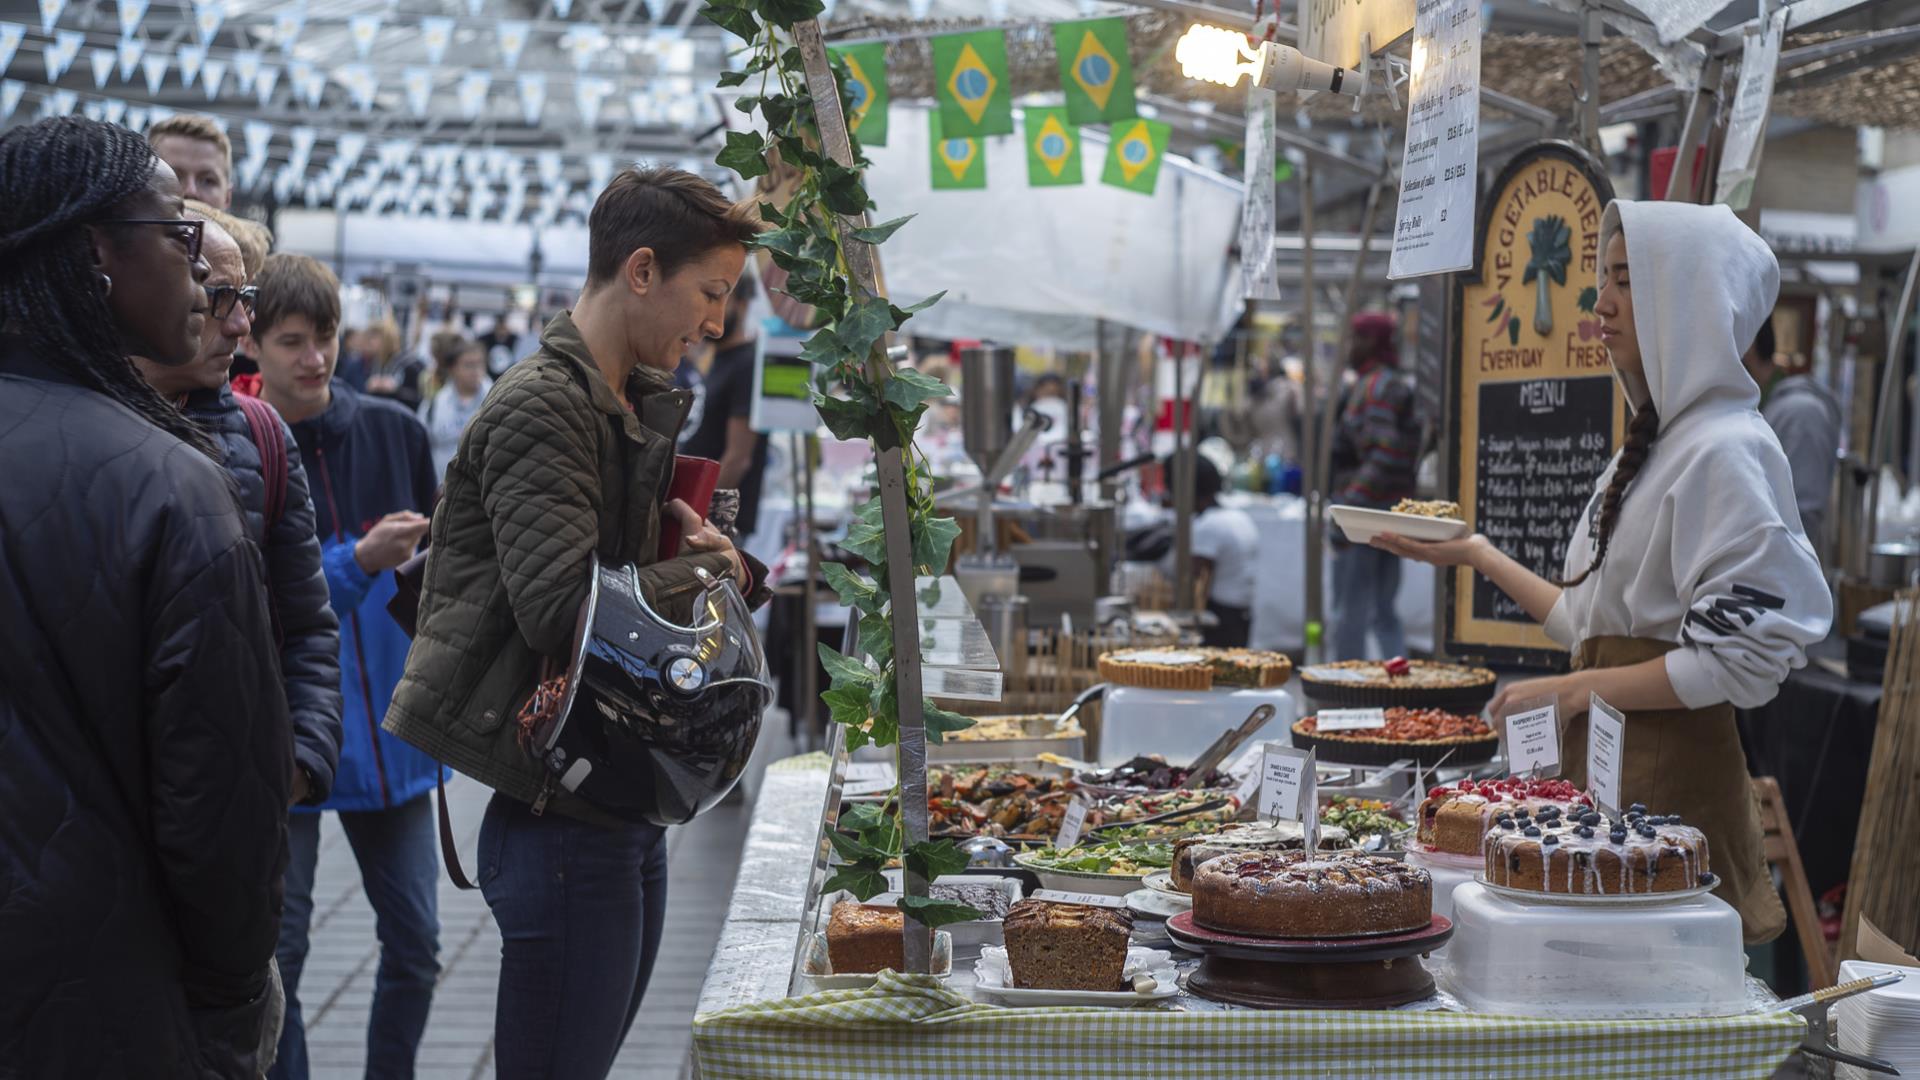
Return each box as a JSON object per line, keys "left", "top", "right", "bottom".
{"left": 1416, "top": 777, "right": 1592, "bottom": 856}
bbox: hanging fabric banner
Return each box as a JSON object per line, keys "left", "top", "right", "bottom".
{"left": 88, "top": 47, "right": 113, "bottom": 88}
{"left": 140, "top": 50, "right": 167, "bottom": 94}
{"left": 289, "top": 124, "right": 315, "bottom": 172}
{"left": 253, "top": 62, "right": 278, "bottom": 106}
{"left": 38, "top": 0, "right": 64, "bottom": 36}
{"left": 231, "top": 48, "right": 260, "bottom": 93}
{"left": 0, "top": 23, "right": 21, "bottom": 78}
{"left": 176, "top": 42, "right": 204, "bottom": 87}
{"left": 336, "top": 63, "right": 375, "bottom": 112}
{"left": 1, "top": 79, "right": 24, "bottom": 121}
{"left": 517, "top": 71, "right": 545, "bottom": 125}
{"left": 336, "top": 131, "right": 367, "bottom": 172}
{"left": 587, "top": 151, "right": 612, "bottom": 194}
{"left": 1102, "top": 116, "right": 1169, "bottom": 195}
{"left": 44, "top": 30, "right": 82, "bottom": 83}
{"left": 1023, "top": 105, "right": 1080, "bottom": 186}
{"left": 1714, "top": 8, "right": 1787, "bottom": 210}
{"left": 348, "top": 13, "right": 380, "bottom": 59}
{"left": 497, "top": 20, "right": 528, "bottom": 69}
{"left": 575, "top": 75, "right": 611, "bottom": 127}
{"left": 298, "top": 64, "right": 325, "bottom": 108}
{"left": 193, "top": 0, "right": 224, "bottom": 47}
{"left": 930, "top": 29, "right": 1012, "bottom": 138}
{"left": 420, "top": 15, "right": 453, "bottom": 66}
{"left": 273, "top": 4, "right": 303, "bottom": 54}
{"left": 928, "top": 110, "right": 985, "bottom": 190}
{"left": 403, "top": 66, "right": 432, "bottom": 116}
{"left": 114, "top": 36, "right": 142, "bottom": 80}
{"left": 200, "top": 55, "right": 227, "bottom": 100}
{"left": 1052, "top": 17, "right": 1136, "bottom": 126}
{"left": 243, "top": 119, "right": 271, "bottom": 161}
{"left": 829, "top": 41, "right": 887, "bottom": 147}
{"left": 116, "top": 0, "right": 147, "bottom": 38}
{"left": 457, "top": 69, "right": 490, "bottom": 118}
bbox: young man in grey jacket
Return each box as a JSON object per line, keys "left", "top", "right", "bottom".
{"left": 1742, "top": 314, "right": 1841, "bottom": 555}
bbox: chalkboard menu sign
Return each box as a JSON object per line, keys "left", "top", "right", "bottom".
{"left": 1447, "top": 142, "right": 1623, "bottom": 667}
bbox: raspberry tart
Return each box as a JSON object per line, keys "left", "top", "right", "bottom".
{"left": 1296, "top": 657, "right": 1496, "bottom": 711}
{"left": 1190, "top": 850, "right": 1433, "bottom": 938}
{"left": 1416, "top": 778, "right": 1592, "bottom": 857}
{"left": 1291, "top": 706, "right": 1499, "bottom": 767}
{"left": 1483, "top": 803, "right": 1713, "bottom": 896}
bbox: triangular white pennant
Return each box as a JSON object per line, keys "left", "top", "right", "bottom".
{"left": 420, "top": 16, "right": 453, "bottom": 66}
{"left": 101, "top": 97, "right": 125, "bottom": 125}
{"left": 193, "top": 0, "right": 224, "bottom": 47}
{"left": 2, "top": 79, "right": 27, "bottom": 121}
{"left": 906, "top": 0, "right": 929, "bottom": 17}
{"left": 243, "top": 119, "right": 271, "bottom": 160}
{"left": 379, "top": 138, "right": 415, "bottom": 174}
{"left": 299, "top": 65, "right": 325, "bottom": 108}
{"left": 496, "top": 20, "right": 528, "bottom": 69}
{"left": 574, "top": 76, "right": 607, "bottom": 127}
{"left": 140, "top": 51, "right": 166, "bottom": 94}
{"left": 348, "top": 13, "right": 380, "bottom": 59}
{"left": 627, "top": 89, "right": 650, "bottom": 127}
{"left": 231, "top": 48, "right": 259, "bottom": 93}
{"left": 336, "top": 131, "right": 367, "bottom": 170}
{"left": 48, "top": 87, "right": 77, "bottom": 117}
{"left": 403, "top": 66, "right": 431, "bottom": 116}
{"left": 273, "top": 4, "right": 304, "bottom": 55}
{"left": 146, "top": 103, "right": 172, "bottom": 125}
{"left": 38, "top": 0, "right": 65, "bottom": 36}
{"left": 200, "top": 55, "right": 226, "bottom": 99}
{"left": 586, "top": 152, "right": 612, "bottom": 194}
{"left": 273, "top": 165, "right": 297, "bottom": 205}
{"left": 986, "top": 0, "right": 1005, "bottom": 15}
{"left": 254, "top": 63, "right": 279, "bottom": 106}
{"left": 44, "top": 30, "right": 82, "bottom": 83}
{"left": 335, "top": 63, "right": 375, "bottom": 112}
{"left": 288, "top": 125, "right": 315, "bottom": 172}
{"left": 516, "top": 71, "right": 544, "bottom": 125}
{"left": 175, "top": 43, "right": 204, "bottom": 87}
{"left": 124, "top": 103, "right": 147, "bottom": 131}
{"left": 116, "top": 0, "right": 147, "bottom": 38}
{"left": 457, "top": 70, "right": 489, "bottom": 119}
{"left": 535, "top": 149, "right": 561, "bottom": 184}
{"left": 465, "top": 0, "right": 483, "bottom": 16}
{"left": 0, "top": 24, "right": 22, "bottom": 78}
{"left": 88, "top": 47, "right": 114, "bottom": 88}
{"left": 642, "top": 0, "right": 664, "bottom": 21}
{"left": 551, "top": 0, "right": 571, "bottom": 17}
{"left": 114, "top": 36, "right": 141, "bottom": 80}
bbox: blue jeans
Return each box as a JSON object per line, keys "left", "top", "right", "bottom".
{"left": 480, "top": 792, "right": 669, "bottom": 1080}
{"left": 271, "top": 794, "right": 442, "bottom": 1080}
{"left": 1332, "top": 542, "right": 1406, "bottom": 660}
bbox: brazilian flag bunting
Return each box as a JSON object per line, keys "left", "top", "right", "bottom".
{"left": 929, "top": 110, "right": 985, "bottom": 190}
{"left": 830, "top": 42, "right": 888, "bottom": 147}
{"left": 1102, "top": 117, "right": 1170, "bottom": 195}
{"left": 930, "top": 29, "right": 1013, "bottom": 138}
{"left": 1052, "top": 17, "right": 1136, "bottom": 126}
{"left": 1023, "top": 106, "right": 1080, "bottom": 187}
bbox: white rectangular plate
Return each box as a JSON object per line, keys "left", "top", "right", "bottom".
{"left": 1330, "top": 506, "right": 1470, "bottom": 545}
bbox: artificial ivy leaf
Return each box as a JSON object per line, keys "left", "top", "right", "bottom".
{"left": 799, "top": 326, "right": 852, "bottom": 368}
{"left": 752, "top": 222, "right": 808, "bottom": 264}
{"left": 780, "top": 45, "right": 804, "bottom": 70}
{"left": 923, "top": 699, "right": 977, "bottom": 744}
{"left": 820, "top": 560, "right": 882, "bottom": 614}
{"left": 755, "top": 0, "right": 824, "bottom": 28}
{"left": 733, "top": 94, "right": 760, "bottom": 114}
{"left": 841, "top": 498, "right": 890, "bottom": 565}
{"left": 826, "top": 826, "right": 889, "bottom": 866}
{"left": 904, "top": 839, "right": 972, "bottom": 882}
{"left": 824, "top": 863, "right": 889, "bottom": 901}
{"left": 849, "top": 215, "right": 914, "bottom": 245}
{"left": 759, "top": 94, "right": 797, "bottom": 131}
{"left": 717, "top": 68, "right": 752, "bottom": 88}
{"left": 840, "top": 800, "right": 894, "bottom": 841}
{"left": 867, "top": 679, "right": 900, "bottom": 747}
{"left": 910, "top": 514, "right": 962, "bottom": 575}
{"left": 775, "top": 133, "right": 824, "bottom": 170}
{"left": 836, "top": 295, "right": 896, "bottom": 359}
{"left": 842, "top": 720, "right": 871, "bottom": 752}
{"left": 700, "top": 0, "right": 759, "bottom": 40}
{"left": 819, "top": 162, "right": 872, "bottom": 215}
{"left": 715, "top": 130, "right": 770, "bottom": 180}
{"left": 896, "top": 894, "right": 984, "bottom": 928}
{"left": 882, "top": 367, "right": 951, "bottom": 412}
{"left": 817, "top": 642, "right": 875, "bottom": 689}
{"left": 857, "top": 613, "right": 893, "bottom": 666}
{"left": 757, "top": 200, "right": 789, "bottom": 226}
{"left": 812, "top": 392, "right": 871, "bottom": 442}
{"left": 821, "top": 683, "right": 870, "bottom": 730}
{"left": 889, "top": 290, "right": 947, "bottom": 326}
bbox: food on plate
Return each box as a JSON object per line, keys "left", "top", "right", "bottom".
{"left": 1295, "top": 707, "right": 1494, "bottom": 744}
{"left": 1416, "top": 778, "right": 1593, "bottom": 856}
{"left": 1097, "top": 647, "right": 1293, "bottom": 691}
{"left": 1003, "top": 899, "right": 1134, "bottom": 991}
{"left": 927, "top": 766, "right": 1075, "bottom": 839}
{"left": 1319, "top": 796, "right": 1407, "bottom": 843}
{"left": 1390, "top": 498, "right": 1463, "bottom": 520}
{"left": 1170, "top": 822, "right": 1343, "bottom": 892}
{"left": 1190, "top": 850, "right": 1433, "bottom": 939}
{"left": 825, "top": 901, "right": 903, "bottom": 974}
{"left": 1484, "top": 802, "right": 1713, "bottom": 895}
{"left": 1296, "top": 657, "right": 1498, "bottom": 710}
{"left": 927, "top": 881, "right": 1016, "bottom": 921}
{"left": 1078, "top": 755, "right": 1234, "bottom": 793}
{"left": 1018, "top": 841, "right": 1173, "bottom": 876}
{"left": 945, "top": 714, "right": 1085, "bottom": 742}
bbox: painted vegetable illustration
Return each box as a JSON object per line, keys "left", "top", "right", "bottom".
{"left": 1523, "top": 215, "right": 1572, "bottom": 337}
{"left": 1576, "top": 285, "right": 1603, "bottom": 342}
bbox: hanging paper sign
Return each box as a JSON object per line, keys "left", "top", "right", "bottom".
{"left": 1299, "top": 0, "right": 1414, "bottom": 70}
{"left": 254, "top": 63, "right": 278, "bottom": 106}
{"left": 38, "top": 0, "right": 64, "bottom": 36}
{"left": 272, "top": 5, "right": 303, "bottom": 54}
{"left": 0, "top": 23, "right": 21, "bottom": 78}
{"left": 457, "top": 70, "right": 490, "bottom": 119}
{"left": 1389, "top": 0, "right": 1480, "bottom": 279}
{"left": 497, "top": 20, "right": 528, "bottom": 69}
{"left": 175, "top": 42, "right": 204, "bottom": 87}
{"left": 1714, "top": 8, "right": 1786, "bottom": 211}
{"left": 140, "top": 51, "right": 167, "bottom": 94}
{"left": 231, "top": 48, "right": 260, "bottom": 93}
{"left": 1, "top": 79, "right": 24, "bottom": 121}
{"left": 1503, "top": 701, "right": 1561, "bottom": 778}
{"left": 420, "top": 16, "right": 453, "bottom": 66}
{"left": 403, "top": 66, "right": 432, "bottom": 117}
{"left": 1239, "top": 87, "right": 1278, "bottom": 300}
{"left": 348, "top": 13, "right": 381, "bottom": 59}
{"left": 1030, "top": 888, "right": 1129, "bottom": 909}
{"left": 1586, "top": 693, "right": 1626, "bottom": 816}
{"left": 115, "top": 0, "right": 146, "bottom": 38}
{"left": 516, "top": 71, "right": 546, "bottom": 125}
{"left": 193, "top": 0, "right": 223, "bottom": 47}
{"left": 44, "top": 30, "right": 82, "bottom": 83}
{"left": 88, "top": 47, "right": 113, "bottom": 88}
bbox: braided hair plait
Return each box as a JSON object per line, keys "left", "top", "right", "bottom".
{"left": 1558, "top": 404, "right": 1661, "bottom": 589}
{"left": 0, "top": 116, "right": 221, "bottom": 461}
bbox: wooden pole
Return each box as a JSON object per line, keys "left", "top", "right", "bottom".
{"left": 1841, "top": 586, "right": 1920, "bottom": 960}
{"left": 1298, "top": 157, "right": 1323, "bottom": 655}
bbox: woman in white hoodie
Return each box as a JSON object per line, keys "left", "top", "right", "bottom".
{"left": 1376, "top": 200, "right": 1830, "bottom": 943}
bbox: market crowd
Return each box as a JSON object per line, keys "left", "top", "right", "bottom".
{"left": 0, "top": 114, "right": 767, "bottom": 1079}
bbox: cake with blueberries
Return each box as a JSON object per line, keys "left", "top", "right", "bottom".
{"left": 1190, "top": 850, "right": 1433, "bottom": 938}
{"left": 1416, "top": 778, "right": 1593, "bottom": 856}
{"left": 1482, "top": 802, "right": 1712, "bottom": 895}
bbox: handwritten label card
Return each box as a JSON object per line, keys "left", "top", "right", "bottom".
{"left": 1587, "top": 693, "right": 1627, "bottom": 815}
{"left": 1031, "top": 889, "right": 1129, "bottom": 909}
{"left": 1260, "top": 742, "right": 1316, "bottom": 849}
{"left": 1316, "top": 708, "right": 1387, "bottom": 732}
{"left": 1234, "top": 763, "right": 1264, "bottom": 807}
{"left": 1053, "top": 797, "right": 1090, "bottom": 850}
{"left": 1504, "top": 702, "right": 1561, "bottom": 778}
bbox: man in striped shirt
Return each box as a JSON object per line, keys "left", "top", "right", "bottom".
{"left": 1329, "top": 312, "right": 1420, "bottom": 660}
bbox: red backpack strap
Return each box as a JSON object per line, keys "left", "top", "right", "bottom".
{"left": 235, "top": 391, "right": 288, "bottom": 530}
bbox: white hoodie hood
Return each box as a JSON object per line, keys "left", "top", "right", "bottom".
{"left": 1544, "top": 201, "right": 1829, "bottom": 710}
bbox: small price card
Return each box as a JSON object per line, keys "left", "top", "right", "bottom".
{"left": 1259, "top": 743, "right": 1317, "bottom": 851}
{"left": 1233, "top": 762, "right": 1264, "bottom": 807}
{"left": 1503, "top": 701, "right": 1561, "bottom": 778}
{"left": 1053, "top": 797, "right": 1090, "bottom": 850}
{"left": 843, "top": 761, "right": 894, "bottom": 797}
{"left": 1315, "top": 708, "right": 1387, "bottom": 732}
{"left": 1031, "top": 889, "right": 1129, "bottom": 909}
{"left": 1586, "top": 693, "right": 1627, "bottom": 815}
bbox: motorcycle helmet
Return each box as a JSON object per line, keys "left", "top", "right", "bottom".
{"left": 537, "top": 556, "right": 770, "bottom": 826}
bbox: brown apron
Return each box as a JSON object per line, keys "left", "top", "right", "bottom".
{"left": 1560, "top": 636, "right": 1787, "bottom": 945}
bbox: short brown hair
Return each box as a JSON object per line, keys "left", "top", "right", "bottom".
{"left": 253, "top": 252, "right": 341, "bottom": 339}
{"left": 183, "top": 198, "right": 272, "bottom": 278}
{"left": 586, "top": 165, "right": 764, "bottom": 286}
{"left": 148, "top": 114, "right": 231, "bottom": 174}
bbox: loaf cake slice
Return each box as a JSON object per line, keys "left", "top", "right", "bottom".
{"left": 1002, "top": 900, "right": 1133, "bottom": 991}
{"left": 825, "top": 901, "right": 904, "bottom": 974}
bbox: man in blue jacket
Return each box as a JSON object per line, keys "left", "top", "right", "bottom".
{"left": 249, "top": 252, "right": 443, "bottom": 1080}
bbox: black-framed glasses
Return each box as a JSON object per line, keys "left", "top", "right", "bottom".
{"left": 205, "top": 284, "right": 257, "bottom": 320}
{"left": 101, "top": 217, "right": 204, "bottom": 263}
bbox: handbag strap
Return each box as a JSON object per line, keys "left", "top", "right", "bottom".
{"left": 437, "top": 772, "right": 479, "bottom": 891}
{"left": 234, "top": 391, "right": 288, "bottom": 529}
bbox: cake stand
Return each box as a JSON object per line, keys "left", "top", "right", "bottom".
{"left": 1165, "top": 912, "right": 1453, "bottom": 1010}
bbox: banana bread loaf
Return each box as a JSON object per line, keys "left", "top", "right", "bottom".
{"left": 1002, "top": 900, "right": 1133, "bottom": 991}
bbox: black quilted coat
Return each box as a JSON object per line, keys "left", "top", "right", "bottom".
{"left": 182, "top": 383, "right": 342, "bottom": 802}
{"left": 0, "top": 343, "right": 293, "bottom": 1079}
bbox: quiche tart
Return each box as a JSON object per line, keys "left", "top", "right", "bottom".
{"left": 1391, "top": 498, "right": 1463, "bottom": 520}
{"left": 1296, "top": 657, "right": 1495, "bottom": 711}
{"left": 1290, "top": 707, "right": 1499, "bottom": 767}
{"left": 1098, "top": 647, "right": 1293, "bottom": 692}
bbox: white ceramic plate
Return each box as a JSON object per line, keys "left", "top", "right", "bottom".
{"left": 1475, "top": 874, "right": 1720, "bottom": 907}
{"left": 1141, "top": 871, "right": 1192, "bottom": 902}
{"left": 1011, "top": 853, "right": 1152, "bottom": 897}
{"left": 973, "top": 946, "right": 1180, "bottom": 1006}
{"left": 1330, "top": 506, "right": 1470, "bottom": 545}
{"left": 1125, "top": 888, "right": 1190, "bottom": 920}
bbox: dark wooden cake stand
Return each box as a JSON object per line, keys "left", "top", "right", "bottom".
{"left": 1165, "top": 912, "right": 1453, "bottom": 1010}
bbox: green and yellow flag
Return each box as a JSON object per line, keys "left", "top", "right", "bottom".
{"left": 1023, "top": 106, "right": 1080, "bottom": 187}
{"left": 931, "top": 29, "right": 1013, "bottom": 138}
{"left": 830, "top": 42, "right": 888, "bottom": 147}
{"left": 929, "top": 110, "right": 985, "bottom": 190}
{"left": 1102, "top": 117, "right": 1170, "bottom": 195}
{"left": 1052, "top": 17, "right": 1136, "bottom": 126}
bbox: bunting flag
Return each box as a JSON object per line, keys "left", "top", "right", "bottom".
{"left": 930, "top": 29, "right": 1011, "bottom": 138}
{"left": 561, "top": 25, "right": 601, "bottom": 70}
{"left": 575, "top": 75, "right": 611, "bottom": 127}
{"left": 335, "top": 131, "right": 366, "bottom": 172}
{"left": 48, "top": 87, "right": 77, "bottom": 116}
{"left": 643, "top": 0, "right": 666, "bottom": 21}
{"left": 627, "top": 88, "right": 653, "bottom": 126}
{"left": 115, "top": 37, "right": 142, "bottom": 80}
{"left": 907, "top": 0, "right": 929, "bottom": 16}
{"left": 403, "top": 66, "right": 432, "bottom": 116}
{"left": 44, "top": 30, "right": 82, "bottom": 83}
{"left": 231, "top": 48, "right": 260, "bottom": 93}
{"left": 928, "top": 110, "right": 984, "bottom": 190}
{"left": 101, "top": 97, "right": 125, "bottom": 125}
{"left": 0, "top": 23, "right": 21, "bottom": 77}
{"left": 552, "top": 0, "right": 572, "bottom": 16}
{"left": 176, "top": 42, "right": 204, "bottom": 87}
{"left": 420, "top": 16, "right": 453, "bottom": 66}
{"left": 1023, "top": 106, "right": 1080, "bottom": 187}
{"left": 379, "top": 138, "right": 414, "bottom": 174}
{"left": 516, "top": 71, "right": 545, "bottom": 125}
{"left": 297, "top": 63, "right": 325, "bottom": 108}
{"left": 243, "top": 119, "right": 271, "bottom": 161}
{"left": 88, "top": 47, "right": 113, "bottom": 88}
{"left": 272, "top": 4, "right": 303, "bottom": 54}
{"left": 254, "top": 62, "right": 278, "bottom": 105}
{"left": 988, "top": 0, "right": 1006, "bottom": 15}
{"left": 348, "top": 13, "right": 380, "bottom": 58}
{"left": 830, "top": 41, "right": 887, "bottom": 147}
{"left": 457, "top": 70, "right": 490, "bottom": 118}
{"left": 38, "top": 0, "right": 64, "bottom": 36}
{"left": 116, "top": 0, "right": 147, "bottom": 37}
{"left": 140, "top": 51, "right": 167, "bottom": 94}
{"left": 193, "top": 0, "right": 223, "bottom": 47}
{"left": 200, "top": 55, "right": 227, "bottom": 99}
{"left": 288, "top": 124, "right": 315, "bottom": 172}
{"left": 587, "top": 152, "right": 612, "bottom": 195}
{"left": 459, "top": 146, "right": 485, "bottom": 178}
{"left": 1052, "top": 17, "right": 1135, "bottom": 125}
{"left": 497, "top": 20, "right": 528, "bottom": 69}
{"left": 1, "top": 79, "right": 25, "bottom": 121}
{"left": 466, "top": 0, "right": 483, "bottom": 16}
{"left": 148, "top": 103, "right": 173, "bottom": 125}
{"left": 1102, "top": 116, "right": 1170, "bottom": 195}
{"left": 125, "top": 103, "right": 147, "bottom": 131}
{"left": 335, "top": 63, "right": 375, "bottom": 111}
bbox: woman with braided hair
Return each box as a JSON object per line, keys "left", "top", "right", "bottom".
{"left": 0, "top": 116, "right": 294, "bottom": 1077}
{"left": 1375, "top": 200, "right": 1830, "bottom": 944}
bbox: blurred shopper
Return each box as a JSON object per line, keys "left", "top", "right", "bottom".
{"left": 420, "top": 333, "right": 492, "bottom": 480}
{"left": 680, "top": 277, "right": 768, "bottom": 538}
{"left": 250, "top": 253, "right": 444, "bottom": 1080}
{"left": 1329, "top": 312, "right": 1418, "bottom": 660}
{"left": 387, "top": 166, "right": 771, "bottom": 1079}
{"left": 148, "top": 112, "right": 232, "bottom": 210}
{"left": 133, "top": 202, "right": 343, "bottom": 810}
{"left": 0, "top": 115, "right": 290, "bottom": 1079}
{"left": 1173, "top": 454, "right": 1258, "bottom": 647}
{"left": 365, "top": 315, "right": 427, "bottom": 410}
{"left": 1742, "top": 314, "right": 1840, "bottom": 553}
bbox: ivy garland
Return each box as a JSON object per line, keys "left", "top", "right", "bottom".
{"left": 704, "top": 0, "right": 983, "bottom": 929}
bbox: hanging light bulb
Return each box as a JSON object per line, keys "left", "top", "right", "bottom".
{"left": 1175, "top": 22, "right": 1364, "bottom": 98}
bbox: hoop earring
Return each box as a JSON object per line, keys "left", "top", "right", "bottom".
{"left": 97, "top": 273, "right": 112, "bottom": 297}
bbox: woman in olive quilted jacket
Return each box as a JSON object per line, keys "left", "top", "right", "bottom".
{"left": 387, "top": 166, "right": 769, "bottom": 1078}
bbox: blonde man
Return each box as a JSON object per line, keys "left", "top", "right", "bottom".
{"left": 148, "top": 113, "right": 232, "bottom": 209}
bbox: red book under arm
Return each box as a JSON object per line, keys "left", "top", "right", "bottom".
{"left": 658, "top": 455, "right": 720, "bottom": 561}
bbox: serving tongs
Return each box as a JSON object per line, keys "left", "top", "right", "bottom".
{"left": 1084, "top": 797, "right": 1232, "bottom": 837}
{"left": 1778, "top": 971, "right": 1905, "bottom": 1075}
{"left": 1178, "top": 704, "right": 1277, "bottom": 791}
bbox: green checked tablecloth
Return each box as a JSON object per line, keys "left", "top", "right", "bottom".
{"left": 693, "top": 973, "right": 1802, "bottom": 1080}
